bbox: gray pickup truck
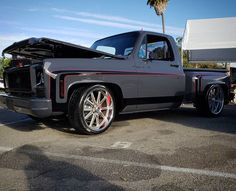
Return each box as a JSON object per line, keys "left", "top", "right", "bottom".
{"left": 0, "top": 31, "right": 230, "bottom": 134}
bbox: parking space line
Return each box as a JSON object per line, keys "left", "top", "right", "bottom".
{"left": 0, "top": 146, "right": 13, "bottom": 152}
{"left": 0, "top": 146, "right": 235, "bottom": 179}
{"left": 11, "top": 149, "right": 235, "bottom": 180}
{"left": 0, "top": 118, "right": 31, "bottom": 127}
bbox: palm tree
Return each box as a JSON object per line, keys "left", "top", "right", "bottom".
{"left": 147, "top": 0, "right": 169, "bottom": 34}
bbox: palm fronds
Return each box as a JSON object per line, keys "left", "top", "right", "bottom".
{"left": 147, "top": 0, "right": 169, "bottom": 15}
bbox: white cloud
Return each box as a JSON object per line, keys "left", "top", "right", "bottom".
{"left": 52, "top": 8, "right": 162, "bottom": 28}
{"left": 20, "top": 27, "right": 105, "bottom": 39}
{"left": 54, "top": 15, "right": 163, "bottom": 33}
{"left": 51, "top": 8, "right": 68, "bottom": 13}
{"left": 25, "top": 7, "right": 183, "bottom": 36}
{"left": 78, "top": 12, "right": 162, "bottom": 28}
{"left": 27, "top": 7, "right": 51, "bottom": 12}
{"left": 52, "top": 8, "right": 184, "bottom": 36}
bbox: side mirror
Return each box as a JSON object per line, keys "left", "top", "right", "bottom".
{"left": 148, "top": 52, "right": 155, "bottom": 60}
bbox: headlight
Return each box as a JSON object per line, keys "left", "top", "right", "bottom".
{"left": 36, "top": 68, "right": 44, "bottom": 86}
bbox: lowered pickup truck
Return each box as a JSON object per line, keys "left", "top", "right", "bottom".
{"left": 0, "top": 31, "right": 230, "bottom": 134}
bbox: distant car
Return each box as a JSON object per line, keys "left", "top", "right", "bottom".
{"left": 0, "top": 31, "right": 230, "bottom": 134}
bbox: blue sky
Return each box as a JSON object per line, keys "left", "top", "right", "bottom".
{"left": 0, "top": 0, "right": 236, "bottom": 54}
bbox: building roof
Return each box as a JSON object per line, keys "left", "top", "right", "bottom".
{"left": 182, "top": 17, "right": 236, "bottom": 62}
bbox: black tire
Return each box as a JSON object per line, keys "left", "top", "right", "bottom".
{"left": 195, "top": 97, "right": 205, "bottom": 113}
{"left": 196, "top": 84, "right": 224, "bottom": 117}
{"left": 68, "top": 85, "right": 115, "bottom": 134}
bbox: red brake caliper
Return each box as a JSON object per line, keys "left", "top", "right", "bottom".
{"left": 107, "top": 95, "right": 111, "bottom": 106}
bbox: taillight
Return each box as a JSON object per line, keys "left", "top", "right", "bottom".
{"left": 36, "top": 68, "right": 44, "bottom": 85}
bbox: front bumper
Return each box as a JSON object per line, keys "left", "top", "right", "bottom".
{"left": 0, "top": 93, "right": 52, "bottom": 118}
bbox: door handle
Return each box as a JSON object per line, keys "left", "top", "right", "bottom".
{"left": 170, "top": 64, "right": 179, "bottom": 68}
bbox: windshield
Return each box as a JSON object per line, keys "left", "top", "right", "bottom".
{"left": 91, "top": 32, "right": 139, "bottom": 56}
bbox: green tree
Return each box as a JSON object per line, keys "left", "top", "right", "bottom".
{"left": 0, "top": 58, "right": 11, "bottom": 79}
{"left": 147, "top": 0, "right": 169, "bottom": 33}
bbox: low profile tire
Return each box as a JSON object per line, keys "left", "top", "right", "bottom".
{"left": 68, "top": 85, "right": 115, "bottom": 134}
{"left": 196, "top": 84, "right": 224, "bottom": 117}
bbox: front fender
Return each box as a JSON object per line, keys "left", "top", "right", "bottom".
{"left": 56, "top": 73, "right": 104, "bottom": 103}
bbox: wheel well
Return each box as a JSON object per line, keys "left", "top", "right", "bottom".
{"left": 67, "top": 83, "right": 124, "bottom": 113}
{"left": 220, "top": 84, "right": 230, "bottom": 104}
{"left": 204, "top": 84, "right": 229, "bottom": 104}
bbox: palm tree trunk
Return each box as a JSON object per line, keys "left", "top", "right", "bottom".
{"left": 161, "top": 13, "right": 165, "bottom": 34}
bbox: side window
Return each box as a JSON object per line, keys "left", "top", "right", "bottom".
{"left": 138, "top": 37, "right": 147, "bottom": 59}
{"left": 138, "top": 35, "right": 174, "bottom": 61}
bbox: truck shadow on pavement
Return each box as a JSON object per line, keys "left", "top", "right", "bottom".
{"left": 0, "top": 145, "right": 126, "bottom": 191}
{"left": 1, "top": 104, "right": 235, "bottom": 135}
{"left": 0, "top": 144, "right": 163, "bottom": 190}
{"left": 115, "top": 104, "right": 236, "bottom": 134}
{"left": 0, "top": 108, "right": 45, "bottom": 131}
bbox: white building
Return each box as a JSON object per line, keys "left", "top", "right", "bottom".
{"left": 182, "top": 17, "right": 236, "bottom": 63}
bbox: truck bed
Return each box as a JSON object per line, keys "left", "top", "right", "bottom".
{"left": 184, "top": 68, "right": 229, "bottom": 102}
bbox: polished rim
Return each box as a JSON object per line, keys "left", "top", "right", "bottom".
{"left": 82, "top": 87, "right": 114, "bottom": 132}
{"left": 207, "top": 86, "right": 224, "bottom": 115}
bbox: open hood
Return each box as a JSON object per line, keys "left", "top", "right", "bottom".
{"left": 2, "top": 37, "right": 125, "bottom": 60}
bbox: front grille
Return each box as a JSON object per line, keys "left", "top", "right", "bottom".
{"left": 5, "top": 67, "right": 32, "bottom": 93}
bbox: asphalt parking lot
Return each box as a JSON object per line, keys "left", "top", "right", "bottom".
{"left": 0, "top": 104, "right": 235, "bottom": 191}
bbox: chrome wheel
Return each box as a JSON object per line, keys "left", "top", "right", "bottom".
{"left": 207, "top": 85, "right": 224, "bottom": 115}
{"left": 82, "top": 87, "right": 114, "bottom": 132}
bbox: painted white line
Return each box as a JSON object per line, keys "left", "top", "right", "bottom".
{"left": 17, "top": 149, "right": 236, "bottom": 180}
{"left": 111, "top": 141, "right": 132, "bottom": 149}
{"left": 0, "top": 146, "right": 13, "bottom": 152}
{"left": 0, "top": 118, "right": 31, "bottom": 127}
{"left": 0, "top": 146, "right": 235, "bottom": 179}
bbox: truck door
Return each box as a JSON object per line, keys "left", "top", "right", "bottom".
{"left": 136, "top": 34, "right": 185, "bottom": 110}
